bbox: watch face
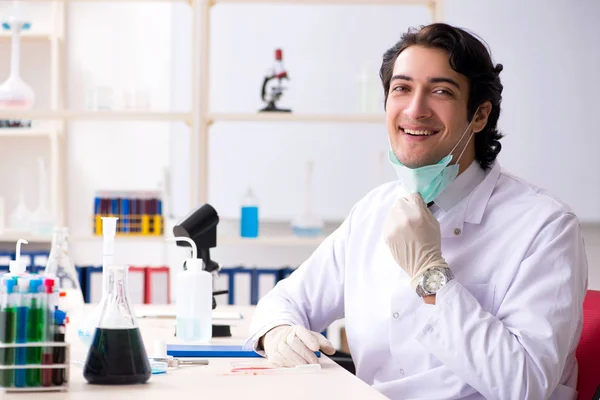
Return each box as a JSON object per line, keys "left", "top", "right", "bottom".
{"left": 423, "top": 269, "right": 448, "bottom": 293}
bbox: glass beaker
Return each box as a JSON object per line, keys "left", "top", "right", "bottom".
{"left": 44, "top": 227, "right": 85, "bottom": 317}
{"left": 82, "top": 264, "right": 151, "bottom": 385}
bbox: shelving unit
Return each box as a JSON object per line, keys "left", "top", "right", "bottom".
{"left": 0, "top": 0, "right": 202, "bottom": 243}
{"left": 195, "top": 0, "right": 443, "bottom": 246}
{"left": 0, "top": 0, "right": 442, "bottom": 249}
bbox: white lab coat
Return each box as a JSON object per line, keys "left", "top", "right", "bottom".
{"left": 244, "top": 161, "right": 588, "bottom": 400}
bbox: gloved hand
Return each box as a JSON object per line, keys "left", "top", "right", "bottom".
{"left": 383, "top": 192, "right": 450, "bottom": 290}
{"left": 262, "top": 325, "right": 336, "bottom": 367}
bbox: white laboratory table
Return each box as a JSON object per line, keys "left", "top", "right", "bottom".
{"left": 4, "top": 304, "right": 388, "bottom": 400}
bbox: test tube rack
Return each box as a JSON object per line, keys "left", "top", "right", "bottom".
{"left": 0, "top": 341, "right": 70, "bottom": 393}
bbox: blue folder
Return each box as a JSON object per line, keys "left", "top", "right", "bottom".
{"left": 166, "top": 344, "right": 321, "bottom": 358}
{"left": 166, "top": 344, "right": 261, "bottom": 358}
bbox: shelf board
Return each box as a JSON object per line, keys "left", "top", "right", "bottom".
{"left": 0, "top": 127, "right": 57, "bottom": 137}
{"left": 0, "top": 33, "right": 53, "bottom": 42}
{"left": 208, "top": 112, "right": 385, "bottom": 124}
{"left": 0, "top": 233, "right": 53, "bottom": 243}
{"left": 0, "top": 110, "right": 191, "bottom": 122}
{"left": 213, "top": 0, "right": 432, "bottom": 5}
{"left": 71, "top": 234, "right": 324, "bottom": 246}
{"left": 218, "top": 235, "right": 325, "bottom": 246}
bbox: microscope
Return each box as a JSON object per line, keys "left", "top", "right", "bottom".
{"left": 259, "top": 48, "right": 291, "bottom": 113}
{"left": 172, "top": 204, "right": 231, "bottom": 337}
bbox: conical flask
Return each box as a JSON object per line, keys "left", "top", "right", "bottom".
{"left": 44, "top": 227, "right": 85, "bottom": 317}
{"left": 83, "top": 263, "right": 151, "bottom": 385}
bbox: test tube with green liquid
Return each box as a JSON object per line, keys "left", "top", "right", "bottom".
{"left": 0, "top": 278, "right": 18, "bottom": 388}
{"left": 26, "top": 279, "right": 44, "bottom": 387}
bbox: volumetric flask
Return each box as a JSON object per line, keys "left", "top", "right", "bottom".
{"left": 82, "top": 264, "right": 151, "bottom": 385}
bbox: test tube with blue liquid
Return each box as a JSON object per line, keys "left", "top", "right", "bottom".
{"left": 240, "top": 188, "right": 259, "bottom": 238}
{"left": 0, "top": 278, "right": 17, "bottom": 388}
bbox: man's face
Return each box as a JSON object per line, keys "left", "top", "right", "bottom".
{"left": 386, "top": 45, "right": 475, "bottom": 169}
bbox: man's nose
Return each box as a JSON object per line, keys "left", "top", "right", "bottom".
{"left": 403, "top": 91, "right": 431, "bottom": 120}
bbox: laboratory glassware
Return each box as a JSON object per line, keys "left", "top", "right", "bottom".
{"left": 44, "top": 227, "right": 85, "bottom": 317}
{"left": 291, "top": 161, "right": 324, "bottom": 237}
{"left": 240, "top": 188, "right": 259, "bottom": 238}
{"left": 0, "top": 14, "right": 35, "bottom": 110}
{"left": 82, "top": 263, "right": 151, "bottom": 384}
{"left": 30, "top": 158, "right": 55, "bottom": 236}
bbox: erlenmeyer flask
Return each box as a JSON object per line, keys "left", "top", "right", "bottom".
{"left": 0, "top": 16, "right": 35, "bottom": 110}
{"left": 44, "top": 227, "right": 85, "bottom": 317}
{"left": 82, "top": 263, "right": 151, "bottom": 385}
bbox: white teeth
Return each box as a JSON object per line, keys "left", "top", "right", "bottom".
{"left": 404, "top": 129, "right": 435, "bottom": 136}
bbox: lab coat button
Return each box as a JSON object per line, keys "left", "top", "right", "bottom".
{"left": 393, "top": 312, "right": 399, "bottom": 319}
{"left": 454, "top": 228, "right": 461, "bottom": 236}
{"left": 400, "top": 369, "right": 404, "bottom": 376}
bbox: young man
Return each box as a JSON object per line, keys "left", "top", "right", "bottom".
{"left": 243, "top": 23, "right": 588, "bottom": 399}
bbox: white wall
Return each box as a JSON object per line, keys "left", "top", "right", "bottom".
{"left": 169, "top": 0, "right": 600, "bottom": 224}
{"left": 1, "top": 1, "right": 598, "bottom": 298}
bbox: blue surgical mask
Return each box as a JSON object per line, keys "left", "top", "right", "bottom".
{"left": 389, "top": 110, "right": 478, "bottom": 204}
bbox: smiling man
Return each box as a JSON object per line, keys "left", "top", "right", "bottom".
{"left": 244, "top": 23, "right": 588, "bottom": 399}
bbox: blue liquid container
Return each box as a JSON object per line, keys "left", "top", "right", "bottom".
{"left": 241, "top": 206, "right": 259, "bottom": 238}
{"left": 240, "top": 188, "right": 259, "bottom": 238}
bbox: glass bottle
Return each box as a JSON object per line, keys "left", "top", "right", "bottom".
{"left": 44, "top": 227, "right": 85, "bottom": 317}
{"left": 0, "top": 16, "right": 35, "bottom": 110}
{"left": 82, "top": 263, "right": 151, "bottom": 385}
{"left": 240, "top": 188, "right": 259, "bottom": 238}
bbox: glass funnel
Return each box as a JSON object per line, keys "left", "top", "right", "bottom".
{"left": 82, "top": 264, "right": 151, "bottom": 385}
{"left": 0, "top": 16, "right": 35, "bottom": 110}
{"left": 44, "top": 227, "right": 85, "bottom": 317}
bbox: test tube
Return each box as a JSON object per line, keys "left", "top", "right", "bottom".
{"left": 26, "top": 278, "right": 43, "bottom": 387}
{"left": 15, "top": 276, "right": 29, "bottom": 387}
{"left": 0, "top": 278, "right": 17, "bottom": 388}
{"left": 41, "top": 279, "right": 55, "bottom": 387}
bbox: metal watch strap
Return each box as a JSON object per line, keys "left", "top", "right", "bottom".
{"left": 415, "top": 267, "right": 454, "bottom": 297}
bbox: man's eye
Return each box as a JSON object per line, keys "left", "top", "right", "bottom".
{"left": 434, "top": 89, "right": 453, "bottom": 96}
{"left": 392, "top": 86, "right": 408, "bottom": 92}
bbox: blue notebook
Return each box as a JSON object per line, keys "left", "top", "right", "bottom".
{"left": 166, "top": 344, "right": 261, "bottom": 358}
{"left": 166, "top": 344, "right": 321, "bottom": 358}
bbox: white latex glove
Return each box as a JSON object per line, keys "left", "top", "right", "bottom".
{"left": 262, "top": 325, "right": 336, "bottom": 367}
{"left": 383, "top": 192, "right": 450, "bottom": 290}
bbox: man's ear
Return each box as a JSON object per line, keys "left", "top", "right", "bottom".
{"left": 472, "top": 101, "right": 492, "bottom": 133}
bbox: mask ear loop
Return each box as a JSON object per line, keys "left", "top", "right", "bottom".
{"left": 451, "top": 107, "right": 480, "bottom": 165}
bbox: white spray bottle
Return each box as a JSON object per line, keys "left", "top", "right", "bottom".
{"left": 167, "top": 237, "right": 212, "bottom": 342}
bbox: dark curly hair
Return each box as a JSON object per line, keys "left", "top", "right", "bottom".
{"left": 380, "top": 23, "right": 504, "bottom": 170}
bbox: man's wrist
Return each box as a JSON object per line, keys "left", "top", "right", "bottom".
{"left": 423, "top": 295, "right": 436, "bottom": 305}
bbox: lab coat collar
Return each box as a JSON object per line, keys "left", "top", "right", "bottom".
{"left": 435, "top": 161, "right": 501, "bottom": 238}
{"left": 433, "top": 160, "right": 487, "bottom": 213}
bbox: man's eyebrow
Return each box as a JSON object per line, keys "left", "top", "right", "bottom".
{"left": 429, "top": 77, "right": 461, "bottom": 90}
{"left": 391, "top": 74, "right": 412, "bottom": 82}
{"left": 390, "top": 74, "right": 461, "bottom": 90}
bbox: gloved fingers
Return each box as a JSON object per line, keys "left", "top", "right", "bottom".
{"left": 315, "top": 334, "right": 336, "bottom": 356}
{"left": 268, "top": 351, "right": 287, "bottom": 368}
{"left": 295, "top": 327, "right": 336, "bottom": 356}
{"left": 279, "top": 342, "right": 308, "bottom": 366}
{"left": 287, "top": 334, "right": 319, "bottom": 364}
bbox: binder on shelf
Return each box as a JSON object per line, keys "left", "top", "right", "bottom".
{"left": 219, "top": 266, "right": 252, "bottom": 306}
{"left": 128, "top": 266, "right": 147, "bottom": 305}
{"left": 83, "top": 265, "right": 103, "bottom": 303}
{"left": 144, "top": 266, "right": 170, "bottom": 304}
{"left": 251, "top": 267, "right": 288, "bottom": 305}
{"left": 0, "top": 251, "right": 12, "bottom": 271}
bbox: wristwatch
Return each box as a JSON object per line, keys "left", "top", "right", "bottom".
{"left": 415, "top": 267, "right": 454, "bottom": 297}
